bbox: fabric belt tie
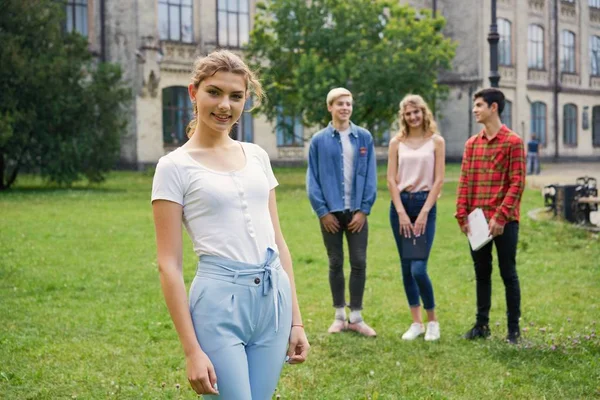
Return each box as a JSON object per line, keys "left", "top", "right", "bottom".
{"left": 260, "top": 247, "right": 279, "bottom": 333}
{"left": 199, "top": 247, "right": 281, "bottom": 333}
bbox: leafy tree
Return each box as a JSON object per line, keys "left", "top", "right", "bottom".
{"left": 0, "top": 0, "right": 131, "bottom": 190}
{"left": 246, "top": 0, "right": 456, "bottom": 140}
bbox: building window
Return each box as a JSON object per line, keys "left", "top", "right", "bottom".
{"left": 591, "top": 0, "right": 600, "bottom": 9}
{"left": 593, "top": 106, "right": 600, "bottom": 147}
{"left": 528, "top": 25, "right": 544, "bottom": 69}
{"left": 217, "top": 0, "right": 250, "bottom": 48}
{"left": 561, "top": 30, "right": 576, "bottom": 73}
{"left": 498, "top": 18, "right": 512, "bottom": 66}
{"left": 563, "top": 104, "right": 578, "bottom": 146}
{"left": 162, "top": 87, "right": 193, "bottom": 145}
{"left": 531, "top": 102, "right": 547, "bottom": 146}
{"left": 503, "top": 100, "right": 513, "bottom": 129}
{"left": 159, "top": 0, "right": 193, "bottom": 43}
{"left": 276, "top": 107, "right": 303, "bottom": 147}
{"left": 239, "top": 98, "right": 254, "bottom": 142}
{"left": 591, "top": 35, "right": 600, "bottom": 76}
{"left": 65, "top": 0, "right": 88, "bottom": 36}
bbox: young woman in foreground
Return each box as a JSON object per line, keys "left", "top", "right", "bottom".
{"left": 152, "top": 50, "right": 309, "bottom": 399}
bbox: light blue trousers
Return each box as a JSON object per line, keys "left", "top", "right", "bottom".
{"left": 188, "top": 248, "right": 293, "bottom": 400}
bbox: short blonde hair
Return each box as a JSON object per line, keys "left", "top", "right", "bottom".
{"left": 326, "top": 87, "right": 352, "bottom": 106}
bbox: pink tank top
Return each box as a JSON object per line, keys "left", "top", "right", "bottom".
{"left": 396, "top": 138, "right": 435, "bottom": 193}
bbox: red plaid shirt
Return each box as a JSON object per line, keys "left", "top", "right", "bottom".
{"left": 455, "top": 125, "right": 526, "bottom": 228}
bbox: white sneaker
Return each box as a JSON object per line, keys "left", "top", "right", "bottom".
{"left": 401, "top": 323, "right": 425, "bottom": 340}
{"left": 424, "top": 321, "right": 440, "bottom": 341}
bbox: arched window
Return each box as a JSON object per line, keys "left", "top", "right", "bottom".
{"left": 162, "top": 87, "right": 193, "bottom": 146}
{"left": 563, "top": 104, "right": 577, "bottom": 146}
{"left": 503, "top": 100, "right": 512, "bottom": 129}
{"left": 561, "top": 30, "right": 576, "bottom": 73}
{"left": 528, "top": 25, "right": 544, "bottom": 69}
{"left": 593, "top": 106, "right": 600, "bottom": 147}
{"left": 531, "top": 102, "right": 547, "bottom": 146}
{"left": 498, "top": 19, "right": 512, "bottom": 66}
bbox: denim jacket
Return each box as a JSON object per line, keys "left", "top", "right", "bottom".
{"left": 306, "top": 122, "right": 377, "bottom": 218}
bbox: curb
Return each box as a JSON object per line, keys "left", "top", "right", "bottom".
{"left": 527, "top": 207, "right": 600, "bottom": 233}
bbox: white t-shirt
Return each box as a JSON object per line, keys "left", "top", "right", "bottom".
{"left": 151, "top": 142, "right": 279, "bottom": 265}
{"left": 339, "top": 128, "right": 354, "bottom": 210}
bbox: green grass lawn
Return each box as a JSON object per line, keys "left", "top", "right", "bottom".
{"left": 1, "top": 167, "right": 599, "bottom": 399}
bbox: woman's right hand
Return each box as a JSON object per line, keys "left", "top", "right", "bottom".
{"left": 186, "top": 350, "right": 219, "bottom": 395}
{"left": 398, "top": 212, "right": 413, "bottom": 238}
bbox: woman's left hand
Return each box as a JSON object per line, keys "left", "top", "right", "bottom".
{"left": 413, "top": 211, "right": 428, "bottom": 237}
{"left": 287, "top": 326, "right": 310, "bottom": 364}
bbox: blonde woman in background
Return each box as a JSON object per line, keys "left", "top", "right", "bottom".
{"left": 386, "top": 94, "right": 445, "bottom": 341}
{"left": 151, "top": 50, "right": 309, "bottom": 399}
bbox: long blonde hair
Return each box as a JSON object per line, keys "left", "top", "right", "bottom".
{"left": 396, "top": 94, "right": 438, "bottom": 140}
{"left": 186, "top": 50, "right": 264, "bottom": 138}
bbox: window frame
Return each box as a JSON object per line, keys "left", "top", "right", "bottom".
{"left": 162, "top": 86, "right": 194, "bottom": 146}
{"left": 531, "top": 101, "right": 547, "bottom": 146}
{"left": 528, "top": 24, "right": 545, "bottom": 70}
{"left": 560, "top": 30, "right": 577, "bottom": 74}
{"left": 563, "top": 103, "right": 578, "bottom": 147}
{"left": 240, "top": 97, "right": 254, "bottom": 143}
{"left": 591, "top": 35, "right": 600, "bottom": 76}
{"left": 65, "top": 0, "right": 88, "bottom": 36}
{"left": 158, "top": 0, "right": 194, "bottom": 43}
{"left": 503, "top": 100, "right": 513, "bottom": 130}
{"left": 275, "top": 107, "right": 304, "bottom": 147}
{"left": 217, "top": 0, "right": 251, "bottom": 48}
{"left": 593, "top": 106, "right": 600, "bottom": 147}
{"left": 498, "top": 18, "right": 512, "bottom": 66}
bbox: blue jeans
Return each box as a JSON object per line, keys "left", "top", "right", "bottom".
{"left": 389, "top": 192, "right": 437, "bottom": 310}
{"left": 188, "top": 248, "right": 292, "bottom": 400}
{"left": 527, "top": 153, "right": 540, "bottom": 175}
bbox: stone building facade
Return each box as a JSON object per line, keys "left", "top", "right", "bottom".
{"left": 409, "top": 0, "right": 600, "bottom": 160}
{"left": 68, "top": 0, "right": 600, "bottom": 167}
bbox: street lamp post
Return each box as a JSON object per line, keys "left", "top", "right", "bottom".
{"left": 488, "top": 0, "right": 500, "bottom": 87}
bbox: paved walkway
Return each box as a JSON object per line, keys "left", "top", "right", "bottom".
{"left": 526, "top": 162, "right": 600, "bottom": 226}
{"left": 525, "top": 162, "right": 600, "bottom": 189}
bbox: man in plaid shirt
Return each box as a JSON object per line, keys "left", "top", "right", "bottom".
{"left": 455, "top": 88, "right": 526, "bottom": 344}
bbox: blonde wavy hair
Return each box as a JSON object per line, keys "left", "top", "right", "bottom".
{"left": 396, "top": 94, "right": 438, "bottom": 140}
{"left": 186, "top": 50, "right": 264, "bottom": 138}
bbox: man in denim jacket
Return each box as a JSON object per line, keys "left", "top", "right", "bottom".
{"left": 306, "top": 88, "right": 378, "bottom": 336}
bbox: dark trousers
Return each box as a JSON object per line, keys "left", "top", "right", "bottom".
{"left": 320, "top": 210, "right": 368, "bottom": 310}
{"left": 470, "top": 221, "right": 521, "bottom": 331}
